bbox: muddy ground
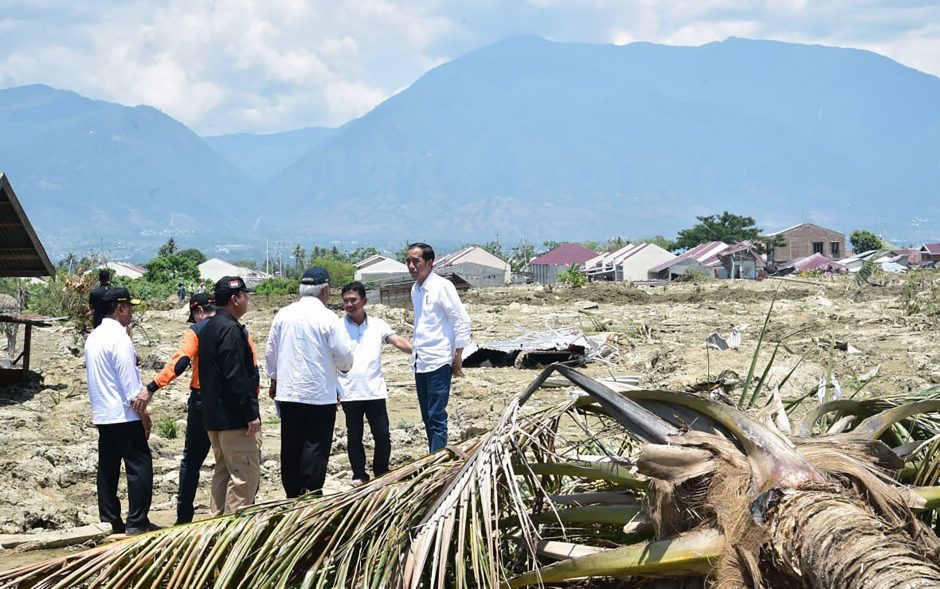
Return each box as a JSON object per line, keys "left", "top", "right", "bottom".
{"left": 1, "top": 275, "right": 938, "bottom": 570}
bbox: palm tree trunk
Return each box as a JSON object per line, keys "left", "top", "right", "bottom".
{"left": 769, "top": 490, "right": 940, "bottom": 588}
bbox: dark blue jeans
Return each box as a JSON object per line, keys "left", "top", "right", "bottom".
{"left": 415, "top": 364, "right": 452, "bottom": 453}
{"left": 176, "top": 390, "right": 211, "bottom": 524}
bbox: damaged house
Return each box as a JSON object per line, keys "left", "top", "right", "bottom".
{"left": 529, "top": 243, "right": 598, "bottom": 285}
{"left": 766, "top": 223, "right": 845, "bottom": 268}
{"left": 716, "top": 242, "right": 766, "bottom": 279}
{"left": 647, "top": 241, "right": 729, "bottom": 280}
{"left": 432, "top": 246, "right": 510, "bottom": 287}
{"left": 585, "top": 242, "right": 676, "bottom": 282}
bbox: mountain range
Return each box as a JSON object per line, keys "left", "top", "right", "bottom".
{"left": 2, "top": 35, "right": 939, "bottom": 261}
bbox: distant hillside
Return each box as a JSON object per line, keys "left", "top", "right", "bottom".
{"left": 3, "top": 36, "right": 940, "bottom": 259}
{"left": 204, "top": 127, "right": 334, "bottom": 183}
{"left": 0, "top": 84, "right": 249, "bottom": 256}
{"left": 264, "top": 36, "right": 940, "bottom": 244}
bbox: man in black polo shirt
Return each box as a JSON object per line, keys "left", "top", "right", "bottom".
{"left": 198, "top": 276, "right": 261, "bottom": 515}
{"left": 88, "top": 269, "right": 113, "bottom": 328}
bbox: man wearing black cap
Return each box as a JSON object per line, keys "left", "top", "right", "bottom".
{"left": 140, "top": 292, "right": 216, "bottom": 524}
{"left": 88, "top": 268, "right": 113, "bottom": 328}
{"left": 264, "top": 267, "right": 354, "bottom": 497}
{"left": 198, "top": 276, "right": 262, "bottom": 515}
{"left": 85, "top": 287, "right": 158, "bottom": 535}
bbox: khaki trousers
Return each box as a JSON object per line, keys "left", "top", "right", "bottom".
{"left": 207, "top": 429, "right": 262, "bottom": 516}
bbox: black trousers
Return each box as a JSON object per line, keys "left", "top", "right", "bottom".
{"left": 279, "top": 401, "right": 336, "bottom": 498}
{"left": 343, "top": 399, "right": 391, "bottom": 481}
{"left": 96, "top": 421, "right": 153, "bottom": 531}
{"left": 176, "top": 389, "right": 211, "bottom": 524}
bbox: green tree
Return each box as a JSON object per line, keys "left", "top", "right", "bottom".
{"left": 157, "top": 238, "right": 178, "bottom": 257}
{"left": 542, "top": 240, "right": 562, "bottom": 251}
{"left": 177, "top": 248, "right": 207, "bottom": 265}
{"left": 849, "top": 230, "right": 883, "bottom": 254}
{"left": 144, "top": 254, "right": 200, "bottom": 285}
{"left": 635, "top": 235, "right": 675, "bottom": 251}
{"left": 233, "top": 259, "right": 258, "bottom": 270}
{"left": 344, "top": 246, "right": 380, "bottom": 264}
{"left": 292, "top": 245, "right": 307, "bottom": 273}
{"left": 674, "top": 212, "right": 761, "bottom": 250}
{"left": 309, "top": 255, "right": 356, "bottom": 288}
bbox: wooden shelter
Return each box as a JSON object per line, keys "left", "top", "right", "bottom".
{"left": 0, "top": 173, "right": 56, "bottom": 383}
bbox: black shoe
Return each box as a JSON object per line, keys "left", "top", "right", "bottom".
{"left": 126, "top": 523, "right": 163, "bottom": 536}
{"left": 109, "top": 522, "right": 126, "bottom": 534}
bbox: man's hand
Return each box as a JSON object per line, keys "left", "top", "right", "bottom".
{"left": 268, "top": 379, "right": 277, "bottom": 400}
{"left": 131, "top": 387, "right": 152, "bottom": 413}
{"left": 246, "top": 418, "right": 261, "bottom": 437}
{"left": 140, "top": 411, "right": 153, "bottom": 440}
{"left": 452, "top": 349, "right": 464, "bottom": 378}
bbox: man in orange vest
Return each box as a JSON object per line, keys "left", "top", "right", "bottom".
{"left": 140, "top": 292, "right": 257, "bottom": 524}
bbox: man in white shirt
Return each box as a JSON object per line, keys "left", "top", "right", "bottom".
{"left": 338, "top": 281, "right": 412, "bottom": 486}
{"left": 265, "top": 267, "right": 354, "bottom": 497}
{"left": 84, "top": 287, "right": 158, "bottom": 535}
{"left": 406, "top": 243, "right": 472, "bottom": 453}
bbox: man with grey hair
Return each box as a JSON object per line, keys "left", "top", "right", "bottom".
{"left": 265, "top": 267, "right": 355, "bottom": 497}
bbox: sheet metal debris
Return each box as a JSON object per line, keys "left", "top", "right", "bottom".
{"left": 463, "top": 328, "right": 614, "bottom": 368}
{"left": 705, "top": 328, "right": 741, "bottom": 351}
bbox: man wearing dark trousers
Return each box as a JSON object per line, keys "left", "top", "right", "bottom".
{"left": 406, "top": 243, "right": 472, "bottom": 453}
{"left": 85, "top": 287, "right": 158, "bottom": 535}
{"left": 265, "top": 267, "right": 354, "bottom": 497}
{"left": 140, "top": 292, "right": 216, "bottom": 524}
{"left": 198, "top": 276, "right": 262, "bottom": 515}
{"left": 88, "top": 269, "right": 113, "bottom": 328}
{"left": 338, "top": 281, "right": 412, "bottom": 486}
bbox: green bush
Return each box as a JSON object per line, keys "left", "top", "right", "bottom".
{"left": 156, "top": 417, "right": 178, "bottom": 439}
{"left": 558, "top": 264, "right": 587, "bottom": 288}
{"left": 255, "top": 277, "right": 298, "bottom": 296}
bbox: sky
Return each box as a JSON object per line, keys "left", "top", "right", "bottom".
{"left": 1, "top": 0, "right": 938, "bottom": 136}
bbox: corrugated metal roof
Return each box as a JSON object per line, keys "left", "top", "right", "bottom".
{"left": 786, "top": 253, "right": 844, "bottom": 272}
{"left": 530, "top": 243, "right": 598, "bottom": 266}
{"left": 0, "top": 174, "right": 54, "bottom": 278}
{"left": 648, "top": 241, "right": 729, "bottom": 273}
{"left": 921, "top": 243, "right": 940, "bottom": 255}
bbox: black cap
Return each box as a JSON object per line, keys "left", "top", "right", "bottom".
{"left": 188, "top": 292, "right": 215, "bottom": 323}
{"left": 301, "top": 267, "right": 330, "bottom": 285}
{"left": 102, "top": 287, "right": 140, "bottom": 306}
{"left": 214, "top": 276, "right": 254, "bottom": 302}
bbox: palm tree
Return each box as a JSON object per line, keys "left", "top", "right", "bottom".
{"left": 4, "top": 366, "right": 940, "bottom": 587}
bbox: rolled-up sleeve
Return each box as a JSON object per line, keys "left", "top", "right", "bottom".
{"left": 442, "top": 285, "right": 472, "bottom": 349}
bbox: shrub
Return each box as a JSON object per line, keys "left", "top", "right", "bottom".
{"left": 156, "top": 417, "right": 178, "bottom": 439}
{"left": 558, "top": 264, "right": 587, "bottom": 288}
{"left": 255, "top": 277, "right": 298, "bottom": 296}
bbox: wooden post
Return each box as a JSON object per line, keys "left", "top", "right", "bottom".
{"left": 21, "top": 322, "right": 31, "bottom": 381}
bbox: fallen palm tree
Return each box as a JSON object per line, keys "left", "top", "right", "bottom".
{"left": 3, "top": 363, "right": 940, "bottom": 588}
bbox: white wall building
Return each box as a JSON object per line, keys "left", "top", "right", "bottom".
{"left": 198, "top": 258, "right": 270, "bottom": 286}
{"left": 355, "top": 255, "right": 409, "bottom": 283}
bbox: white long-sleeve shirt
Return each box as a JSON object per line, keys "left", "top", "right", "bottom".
{"left": 264, "top": 296, "right": 354, "bottom": 405}
{"left": 410, "top": 272, "right": 472, "bottom": 373}
{"left": 85, "top": 318, "right": 142, "bottom": 424}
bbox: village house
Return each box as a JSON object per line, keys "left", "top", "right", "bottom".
{"left": 354, "top": 254, "right": 409, "bottom": 283}
{"left": 648, "top": 241, "right": 728, "bottom": 280}
{"left": 198, "top": 258, "right": 271, "bottom": 286}
{"left": 530, "top": 243, "right": 598, "bottom": 285}
{"left": 96, "top": 261, "right": 147, "bottom": 280}
{"left": 585, "top": 242, "right": 676, "bottom": 282}
{"left": 766, "top": 223, "right": 845, "bottom": 267}
{"left": 919, "top": 243, "right": 940, "bottom": 267}
{"left": 432, "top": 246, "right": 510, "bottom": 287}
{"left": 717, "top": 243, "right": 766, "bottom": 279}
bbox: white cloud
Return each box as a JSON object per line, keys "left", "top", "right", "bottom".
{"left": 0, "top": 0, "right": 937, "bottom": 133}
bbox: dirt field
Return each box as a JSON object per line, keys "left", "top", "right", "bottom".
{"left": 1, "top": 275, "right": 937, "bottom": 570}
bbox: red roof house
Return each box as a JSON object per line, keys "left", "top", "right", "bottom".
{"left": 530, "top": 243, "right": 598, "bottom": 285}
